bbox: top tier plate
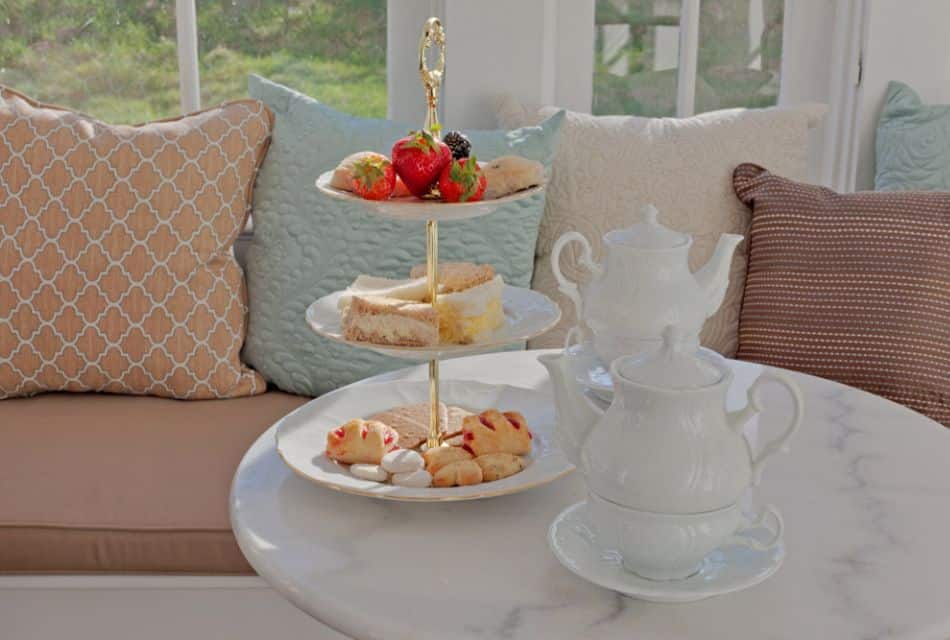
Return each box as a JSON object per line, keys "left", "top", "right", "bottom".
{"left": 315, "top": 170, "right": 544, "bottom": 222}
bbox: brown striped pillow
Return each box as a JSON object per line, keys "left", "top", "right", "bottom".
{"left": 733, "top": 163, "right": 950, "bottom": 426}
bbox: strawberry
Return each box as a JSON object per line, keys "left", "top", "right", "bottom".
{"left": 438, "top": 156, "right": 486, "bottom": 203}
{"left": 351, "top": 155, "right": 395, "bottom": 201}
{"left": 391, "top": 130, "right": 451, "bottom": 197}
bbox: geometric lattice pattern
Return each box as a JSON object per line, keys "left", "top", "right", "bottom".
{"left": 0, "top": 86, "right": 269, "bottom": 399}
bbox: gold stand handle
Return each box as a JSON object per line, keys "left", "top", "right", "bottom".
{"left": 420, "top": 18, "right": 446, "bottom": 449}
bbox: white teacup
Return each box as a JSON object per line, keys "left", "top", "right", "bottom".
{"left": 587, "top": 492, "right": 783, "bottom": 581}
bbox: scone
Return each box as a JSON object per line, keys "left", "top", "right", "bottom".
{"left": 325, "top": 419, "right": 399, "bottom": 465}
{"left": 409, "top": 262, "right": 504, "bottom": 344}
{"left": 423, "top": 445, "right": 474, "bottom": 475}
{"left": 461, "top": 409, "right": 533, "bottom": 457}
{"left": 474, "top": 453, "right": 526, "bottom": 481}
{"left": 341, "top": 295, "right": 438, "bottom": 347}
{"left": 481, "top": 155, "right": 544, "bottom": 199}
{"left": 431, "top": 459, "right": 483, "bottom": 487}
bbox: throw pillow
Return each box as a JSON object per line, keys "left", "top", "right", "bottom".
{"left": 497, "top": 97, "right": 826, "bottom": 356}
{"left": 875, "top": 81, "right": 950, "bottom": 191}
{"left": 243, "top": 76, "right": 563, "bottom": 396}
{"left": 0, "top": 86, "right": 270, "bottom": 399}
{"left": 733, "top": 163, "right": 950, "bottom": 426}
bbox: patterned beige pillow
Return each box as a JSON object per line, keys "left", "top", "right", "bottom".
{"left": 496, "top": 98, "right": 826, "bottom": 356}
{"left": 0, "top": 86, "right": 270, "bottom": 399}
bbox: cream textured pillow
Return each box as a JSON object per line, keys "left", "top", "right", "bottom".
{"left": 497, "top": 98, "right": 826, "bottom": 355}
{"left": 0, "top": 86, "right": 270, "bottom": 399}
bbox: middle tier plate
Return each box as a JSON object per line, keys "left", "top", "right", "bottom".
{"left": 306, "top": 285, "right": 561, "bottom": 360}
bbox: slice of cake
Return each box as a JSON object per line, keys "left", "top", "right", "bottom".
{"left": 341, "top": 295, "right": 438, "bottom": 347}
{"left": 409, "top": 262, "right": 505, "bottom": 344}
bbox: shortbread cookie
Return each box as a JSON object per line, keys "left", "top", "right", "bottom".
{"left": 369, "top": 403, "right": 470, "bottom": 450}
{"left": 461, "top": 410, "right": 533, "bottom": 457}
{"left": 423, "top": 446, "right": 474, "bottom": 475}
{"left": 474, "top": 453, "right": 526, "bottom": 482}
{"left": 325, "top": 419, "right": 399, "bottom": 465}
{"left": 431, "top": 459, "right": 483, "bottom": 487}
{"left": 481, "top": 155, "right": 544, "bottom": 199}
{"left": 409, "top": 262, "right": 496, "bottom": 294}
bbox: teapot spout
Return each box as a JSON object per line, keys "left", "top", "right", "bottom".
{"left": 694, "top": 233, "right": 744, "bottom": 318}
{"left": 537, "top": 352, "right": 605, "bottom": 467}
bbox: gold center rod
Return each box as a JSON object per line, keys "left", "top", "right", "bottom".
{"left": 426, "top": 219, "right": 440, "bottom": 450}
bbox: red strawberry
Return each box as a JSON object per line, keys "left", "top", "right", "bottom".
{"left": 351, "top": 155, "right": 396, "bottom": 201}
{"left": 438, "top": 156, "right": 486, "bottom": 203}
{"left": 391, "top": 130, "right": 451, "bottom": 197}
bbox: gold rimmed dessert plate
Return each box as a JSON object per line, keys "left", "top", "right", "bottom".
{"left": 315, "top": 170, "right": 544, "bottom": 222}
{"left": 275, "top": 380, "right": 574, "bottom": 502}
{"left": 305, "top": 285, "right": 561, "bottom": 361}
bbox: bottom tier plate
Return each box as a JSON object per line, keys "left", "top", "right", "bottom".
{"left": 306, "top": 285, "right": 561, "bottom": 360}
{"left": 275, "top": 379, "right": 574, "bottom": 502}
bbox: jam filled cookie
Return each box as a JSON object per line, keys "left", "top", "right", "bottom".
{"left": 460, "top": 409, "right": 533, "bottom": 457}
{"left": 326, "top": 419, "right": 399, "bottom": 465}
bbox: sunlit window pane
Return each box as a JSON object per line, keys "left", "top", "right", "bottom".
{"left": 197, "top": 0, "right": 387, "bottom": 119}
{"left": 695, "top": 0, "right": 783, "bottom": 113}
{"left": 593, "top": 0, "right": 681, "bottom": 116}
{"left": 592, "top": 0, "right": 783, "bottom": 116}
{"left": 0, "top": 1, "right": 180, "bottom": 123}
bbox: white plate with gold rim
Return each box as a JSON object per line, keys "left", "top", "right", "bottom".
{"left": 306, "top": 286, "right": 561, "bottom": 361}
{"left": 315, "top": 170, "right": 544, "bottom": 222}
{"left": 275, "top": 379, "right": 574, "bottom": 502}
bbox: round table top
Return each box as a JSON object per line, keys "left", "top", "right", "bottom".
{"left": 230, "top": 350, "right": 950, "bottom": 640}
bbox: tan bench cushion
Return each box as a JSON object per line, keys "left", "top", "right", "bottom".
{"left": 0, "top": 391, "right": 308, "bottom": 573}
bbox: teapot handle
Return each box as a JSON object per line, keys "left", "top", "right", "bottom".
{"left": 551, "top": 232, "right": 602, "bottom": 341}
{"left": 724, "top": 504, "right": 784, "bottom": 552}
{"left": 729, "top": 370, "right": 804, "bottom": 486}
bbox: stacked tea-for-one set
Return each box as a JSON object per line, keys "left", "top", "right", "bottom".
{"left": 541, "top": 205, "right": 804, "bottom": 602}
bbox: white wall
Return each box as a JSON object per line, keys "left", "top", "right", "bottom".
{"left": 852, "top": 0, "right": 950, "bottom": 190}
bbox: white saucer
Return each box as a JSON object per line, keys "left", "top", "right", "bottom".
{"left": 316, "top": 170, "right": 544, "bottom": 222}
{"left": 548, "top": 501, "right": 785, "bottom": 603}
{"left": 276, "top": 379, "right": 574, "bottom": 502}
{"left": 306, "top": 286, "right": 561, "bottom": 361}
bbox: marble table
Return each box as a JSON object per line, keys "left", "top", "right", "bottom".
{"left": 230, "top": 350, "right": 950, "bottom": 640}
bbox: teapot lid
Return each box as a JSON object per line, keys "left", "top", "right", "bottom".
{"left": 606, "top": 204, "right": 690, "bottom": 250}
{"left": 615, "top": 326, "right": 724, "bottom": 389}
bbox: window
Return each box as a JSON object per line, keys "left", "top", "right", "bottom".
{"left": 593, "top": 0, "right": 783, "bottom": 117}
{"left": 197, "top": 0, "right": 387, "bottom": 119}
{"left": 0, "top": 1, "right": 180, "bottom": 122}
{"left": 0, "top": 0, "right": 387, "bottom": 123}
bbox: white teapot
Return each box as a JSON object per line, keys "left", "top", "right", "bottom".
{"left": 551, "top": 204, "right": 743, "bottom": 363}
{"left": 538, "top": 327, "right": 803, "bottom": 514}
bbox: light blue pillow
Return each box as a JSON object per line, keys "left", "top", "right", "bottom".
{"left": 243, "top": 75, "right": 563, "bottom": 396}
{"left": 875, "top": 81, "right": 950, "bottom": 191}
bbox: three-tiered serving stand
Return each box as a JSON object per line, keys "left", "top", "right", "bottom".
{"left": 311, "top": 17, "right": 559, "bottom": 452}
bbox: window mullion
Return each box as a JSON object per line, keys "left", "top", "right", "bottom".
{"left": 175, "top": 0, "right": 201, "bottom": 114}
{"left": 676, "top": 0, "right": 701, "bottom": 118}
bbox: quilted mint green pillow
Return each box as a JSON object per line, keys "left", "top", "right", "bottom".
{"left": 876, "top": 81, "right": 950, "bottom": 190}
{"left": 243, "top": 76, "right": 563, "bottom": 396}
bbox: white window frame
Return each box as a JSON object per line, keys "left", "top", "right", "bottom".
{"left": 175, "top": 0, "right": 201, "bottom": 114}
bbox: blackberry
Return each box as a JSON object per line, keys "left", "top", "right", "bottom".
{"left": 443, "top": 130, "right": 471, "bottom": 160}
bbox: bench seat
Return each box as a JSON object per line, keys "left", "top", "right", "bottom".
{"left": 0, "top": 391, "right": 308, "bottom": 574}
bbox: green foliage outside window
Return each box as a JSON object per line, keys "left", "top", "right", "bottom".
{"left": 0, "top": 0, "right": 386, "bottom": 123}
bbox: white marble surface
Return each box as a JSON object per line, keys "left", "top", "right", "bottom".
{"left": 230, "top": 351, "right": 950, "bottom": 640}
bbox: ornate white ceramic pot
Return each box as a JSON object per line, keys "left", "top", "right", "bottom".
{"left": 550, "top": 204, "right": 743, "bottom": 362}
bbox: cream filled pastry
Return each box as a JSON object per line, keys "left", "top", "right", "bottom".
{"left": 338, "top": 262, "right": 505, "bottom": 346}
